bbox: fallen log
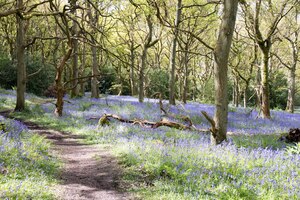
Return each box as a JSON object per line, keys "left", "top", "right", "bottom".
{"left": 279, "top": 128, "right": 300, "bottom": 143}
{"left": 95, "top": 114, "right": 209, "bottom": 133}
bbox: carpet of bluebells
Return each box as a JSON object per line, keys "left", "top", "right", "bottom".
{"left": 0, "top": 115, "right": 58, "bottom": 199}
{"left": 1, "top": 89, "right": 300, "bottom": 199}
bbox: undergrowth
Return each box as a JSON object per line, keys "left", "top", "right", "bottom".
{"left": 0, "top": 116, "right": 59, "bottom": 199}
{"left": 1, "top": 91, "right": 300, "bottom": 199}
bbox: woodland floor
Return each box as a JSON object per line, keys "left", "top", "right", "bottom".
{"left": 0, "top": 111, "right": 133, "bottom": 200}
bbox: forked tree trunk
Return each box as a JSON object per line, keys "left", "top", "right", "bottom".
{"left": 138, "top": 15, "right": 158, "bottom": 103}
{"left": 169, "top": 0, "right": 182, "bottom": 105}
{"left": 15, "top": 0, "right": 26, "bottom": 112}
{"left": 212, "top": 0, "right": 238, "bottom": 145}
{"left": 54, "top": 48, "right": 73, "bottom": 117}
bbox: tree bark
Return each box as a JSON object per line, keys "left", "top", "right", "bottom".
{"left": 259, "top": 41, "right": 271, "bottom": 118}
{"left": 182, "top": 46, "right": 189, "bottom": 104}
{"left": 286, "top": 19, "right": 298, "bottom": 113}
{"left": 138, "top": 47, "right": 147, "bottom": 102}
{"left": 86, "top": 2, "right": 100, "bottom": 98}
{"left": 138, "top": 15, "right": 158, "bottom": 102}
{"left": 54, "top": 48, "right": 72, "bottom": 117}
{"left": 169, "top": 0, "right": 182, "bottom": 105}
{"left": 15, "top": 0, "right": 26, "bottom": 112}
{"left": 130, "top": 41, "right": 137, "bottom": 96}
{"left": 212, "top": 0, "right": 238, "bottom": 145}
{"left": 70, "top": 0, "right": 80, "bottom": 98}
{"left": 287, "top": 68, "right": 296, "bottom": 113}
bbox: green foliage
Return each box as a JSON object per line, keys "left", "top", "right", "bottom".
{"left": 0, "top": 53, "right": 55, "bottom": 96}
{"left": 99, "top": 66, "right": 116, "bottom": 94}
{"left": 285, "top": 143, "right": 300, "bottom": 154}
{"left": 232, "top": 134, "right": 285, "bottom": 149}
{"left": 148, "top": 69, "right": 169, "bottom": 98}
{"left": 79, "top": 102, "right": 93, "bottom": 111}
{"left": 0, "top": 53, "right": 16, "bottom": 89}
{"left": 26, "top": 56, "right": 55, "bottom": 96}
{"left": 269, "top": 72, "right": 288, "bottom": 110}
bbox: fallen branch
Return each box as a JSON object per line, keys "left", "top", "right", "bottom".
{"left": 94, "top": 114, "right": 209, "bottom": 133}
{"left": 155, "top": 92, "right": 194, "bottom": 128}
{"left": 201, "top": 111, "right": 217, "bottom": 137}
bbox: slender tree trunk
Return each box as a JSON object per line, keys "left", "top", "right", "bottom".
{"left": 232, "top": 81, "right": 236, "bottom": 105}
{"left": 169, "top": 0, "right": 182, "bottom": 105}
{"left": 130, "top": 41, "right": 136, "bottom": 96}
{"left": 286, "top": 30, "right": 298, "bottom": 113}
{"left": 79, "top": 43, "right": 86, "bottom": 96}
{"left": 182, "top": 47, "right": 189, "bottom": 104}
{"left": 212, "top": 0, "right": 238, "bottom": 145}
{"left": 91, "top": 45, "right": 99, "bottom": 98}
{"left": 15, "top": 0, "right": 26, "bottom": 112}
{"left": 287, "top": 66, "right": 296, "bottom": 113}
{"left": 234, "top": 76, "right": 239, "bottom": 107}
{"left": 139, "top": 47, "right": 147, "bottom": 102}
{"left": 70, "top": 1, "right": 79, "bottom": 98}
{"left": 243, "top": 81, "right": 249, "bottom": 108}
{"left": 87, "top": 2, "right": 100, "bottom": 98}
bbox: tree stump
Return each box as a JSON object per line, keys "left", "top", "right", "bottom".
{"left": 280, "top": 128, "right": 300, "bottom": 143}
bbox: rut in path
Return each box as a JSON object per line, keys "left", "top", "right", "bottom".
{"left": 0, "top": 111, "right": 133, "bottom": 200}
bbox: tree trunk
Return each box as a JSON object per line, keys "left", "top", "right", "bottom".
{"left": 79, "top": 43, "right": 86, "bottom": 96}
{"left": 287, "top": 66, "right": 296, "bottom": 113}
{"left": 243, "top": 81, "right": 249, "bottom": 108}
{"left": 260, "top": 43, "right": 271, "bottom": 118}
{"left": 234, "top": 76, "right": 239, "bottom": 107}
{"left": 91, "top": 45, "right": 99, "bottom": 98}
{"left": 182, "top": 47, "right": 189, "bottom": 104}
{"left": 15, "top": 0, "right": 26, "bottom": 112}
{"left": 70, "top": 1, "right": 79, "bottom": 98}
{"left": 169, "top": 0, "right": 182, "bottom": 105}
{"left": 212, "top": 0, "right": 238, "bottom": 145}
{"left": 232, "top": 81, "right": 236, "bottom": 106}
{"left": 286, "top": 29, "right": 298, "bottom": 113}
{"left": 138, "top": 15, "right": 157, "bottom": 102}
{"left": 54, "top": 48, "right": 73, "bottom": 117}
{"left": 87, "top": 2, "right": 100, "bottom": 98}
{"left": 138, "top": 47, "right": 147, "bottom": 102}
{"left": 130, "top": 41, "right": 137, "bottom": 96}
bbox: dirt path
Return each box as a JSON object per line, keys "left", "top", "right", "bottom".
{"left": 0, "top": 111, "right": 133, "bottom": 200}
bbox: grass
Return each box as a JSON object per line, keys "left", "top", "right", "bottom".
{"left": 1, "top": 90, "right": 300, "bottom": 199}
{"left": 0, "top": 116, "right": 60, "bottom": 199}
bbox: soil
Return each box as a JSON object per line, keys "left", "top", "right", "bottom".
{"left": 0, "top": 111, "right": 133, "bottom": 200}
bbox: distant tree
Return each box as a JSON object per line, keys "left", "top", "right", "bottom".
{"left": 242, "top": 0, "right": 297, "bottom": 118}
{"left": 168, "top": 0, "right": 182, "bottom": 105}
